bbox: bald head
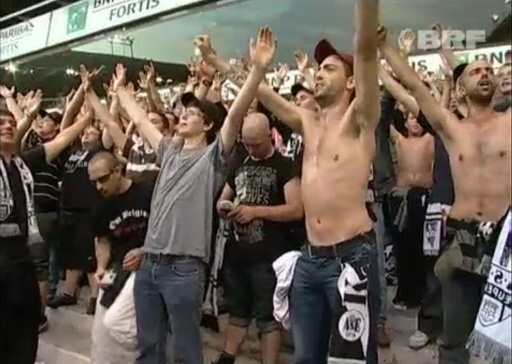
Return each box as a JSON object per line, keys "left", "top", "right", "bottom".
{"left": 241, "top": 113, "right": 273, "bottom": 159}
{"left": 242, "top": 112, "right": 270, "bottom": 139}
{"left": 89, "top": 151, "right": 120, "bottom": 170}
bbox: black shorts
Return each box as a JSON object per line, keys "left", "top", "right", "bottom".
{"left": 58, "top": 210, "right": 96, "bottom": 273}
{"left": 224, "top": 261, "right": 279, "bottom": 334}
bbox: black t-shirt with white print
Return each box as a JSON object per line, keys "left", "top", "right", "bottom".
{"left": 226, "top": 150, "right": 299, "bottom": 264}
{"left": 92, "top": 181, "right": 153, "bottom": 308}
{"left": 60, "top": 145, "right": 103, "bottom": 211}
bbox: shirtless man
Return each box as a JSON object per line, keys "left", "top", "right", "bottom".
{"left": 379, "top": 26, "right": 511, "bottom": 364}
{"left": 198, "top": 1, "right": 381, "bottom": 362}
{"left": 389, "top": 112, "right": 434, "bottom": 309}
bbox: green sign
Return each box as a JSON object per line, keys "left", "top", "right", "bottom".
{"left": 67, "top": 2, "right": 89, "bottom": 34}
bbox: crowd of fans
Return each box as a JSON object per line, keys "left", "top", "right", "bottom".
{"left": 0, "top": 1, "right": 511, "bottom": 363}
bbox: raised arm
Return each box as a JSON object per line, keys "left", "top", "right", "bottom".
{"left": 138, "top": 63, "right": 166, "bottom": 113}
{"left": 60, "top": 84, "right": 85, "bottom": 131}
{"left": 198, "top": 36, "right": 305, "bottom": 133}
{"left": 0, "top": 86, "right": 24, "bottom": 121}
{"left": 378, "top": 26, "right": 456, "bottom": 139}
{"left": 113, "top": 64, "right": 163, "bottom": 152}
{"left": 15, "top": 90, "right": 43, "bottom": 149}
{"left": 378, "top": 65, "right": 419, "bottom": 115}
{"left": 43, "top": 106, "right": 93, "bottom": 163}
{"left": 205, "top": 26, "right": 276, "bottom": 155}
{"left": 353, "top": 0, "right": 381, "bottom": 130}
{"left": 87, "top": 90, "right": 127, "bottom": 151}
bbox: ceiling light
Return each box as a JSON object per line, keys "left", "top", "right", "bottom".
{"left": 5, "top": 63, "right": 17, "bottom": 73}
{"left": 505, "top": 0, "right": 511, "bottom": 4}
{"left": 156, "top": 76, "right": 163, "bottom": 83}
{"left": 66, "top": 68, "right": 77, "bottom": 76}
{"left": 492, "top": 14, "right": 500, "bottom": 22}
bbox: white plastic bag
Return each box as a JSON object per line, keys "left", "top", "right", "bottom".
{"left": 103, "top": 273, "right": 137, "bottom": 348}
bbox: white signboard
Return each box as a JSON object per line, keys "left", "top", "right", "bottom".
{"left": 408, "top": 44, "right": 510, "bottom": 73}
{"left": 0, "top": 14, "right": 52, "bottom": 63}
{"left": 47, "top": 0, "right": 207, "bottom": 47}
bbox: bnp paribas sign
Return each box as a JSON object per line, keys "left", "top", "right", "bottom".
{"left": 44, "top": 0, "right": 214, "bottom": 55}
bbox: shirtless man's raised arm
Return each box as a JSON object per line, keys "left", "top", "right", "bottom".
{"left": 197, "top": 36, "right": 305, "bottom": 133}
{"left": 353, "top": 0, "right": 380, "bottom": 131}
{"left": 378, "top": 26, "right": 458, "bottom": 142}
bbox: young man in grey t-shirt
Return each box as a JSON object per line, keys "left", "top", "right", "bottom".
{"left": 112, "top": 26, "right": 278, "bottom": 364}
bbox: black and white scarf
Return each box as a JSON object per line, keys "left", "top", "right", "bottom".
{"left": 202, "top": 219, "right": 229, "bottom": 329}
{"left": 0, "top": 156, "right": 42, "bottom": 246}
{"left": 467, "top": 209, "right": 511, "bottom": 364}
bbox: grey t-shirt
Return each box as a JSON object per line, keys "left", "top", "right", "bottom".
{"left": 142, "top": 137, "right": 227, "bottom": 261}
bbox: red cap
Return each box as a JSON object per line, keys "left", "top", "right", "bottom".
{"left": 314, "top": 39, "right": 354, "bottom": 71}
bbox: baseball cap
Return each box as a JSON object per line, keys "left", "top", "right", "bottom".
{"left": 39, "top": 109, "right": 63, "bottom": 124}
{"left": 453, "top": 63, "right": 469, "bottom": 85}
{"left": 314, "top": 39, "right": 354, "bottom": 72}
{"left": 180, "top": 92, "right": 226, "bottom": 130}
{"left": 291, "top": 83, "right": 313, "bottom": 98}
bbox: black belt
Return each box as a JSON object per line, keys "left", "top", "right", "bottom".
{"left": 144, "top": 253, "right": 199, "bottom": 265}
{"left": 303, "top": 230, "right": 374, "bottom": 258}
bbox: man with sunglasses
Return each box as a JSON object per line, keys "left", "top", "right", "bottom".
{"left": 88, "top": 151, "right": 152, "bottom": 363}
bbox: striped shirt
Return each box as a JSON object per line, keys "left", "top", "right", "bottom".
{"left": 122, "top": 135, "right": 160, "bottom": 183}
{"left": 23, "top": 130, "right": 63, "bottom": 213}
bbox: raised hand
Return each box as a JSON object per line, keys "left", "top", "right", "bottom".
{"left": 212, "top": 72, "right": 225, "bottom": 90}
{"left": 112, "top": 63, "right": 127, "bottom": 91}
{"left": 25, "top": 89, "right": 43, "bottom": 118}
{"left": 377, "top": 24, "right": 388, "bottom": 47}
{"left": 78, "top": 64, "right": 104, "bottom": 91}
{"left": 431, "top": 24, "right": 453, "bottom": 50}
{"left": 126, "top": 82, "right": 136, "bottom": 96}
{"left": 422, "top": 71, "right": 437, "bottom": 84}
{"left": 19, "top": 91, "right": 34, "bottom": 111}
{"left": 294, "top": 50, "right": 309, "bottom": 73}
{"left": 65, "top": 89, "right": 76, "bottom": 105}
{"left": 198, "top": 60, "right": 216, "bottom": 79}
{"left": 194, "top": 34, "right": 215, "bottom": 58}
{"left": 0, "top": 85, "right": 15, "bottom": 99}
{"left": 439, "top": 53, "right": 453, "bottom": 78}
{"left": 274, "top": 63, "right": 289, "bottom": 82}
{"left": 249, "top": 26, "right": 276, "bottom": 69}
{"left": 398, "top": 28, "right": 415, "bottom": 55}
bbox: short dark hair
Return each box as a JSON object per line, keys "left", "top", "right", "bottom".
{"left": 0, "top": 108, "right": 15, "bottom": 119}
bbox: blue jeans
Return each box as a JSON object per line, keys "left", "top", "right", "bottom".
{"left": 35, "top": 212, "right": 59, "bottom": 291}
{"left": 290, "top": 232, "right": 380, "bottom": 364}
{"left": 134, "top": 256, "right": 205, "bottom": 364}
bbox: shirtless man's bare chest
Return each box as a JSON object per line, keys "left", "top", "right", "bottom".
{"left": 301, "top": 108, "right": 375, "bottom": 245}
{"left": 445, "top": 112, "right": 511, "bottom": 221}
{"left": 395, "top": 134, "right": 434, "bottom": 188}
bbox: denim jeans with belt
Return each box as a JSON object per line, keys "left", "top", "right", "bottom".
{"left": 290, "top": 232, "right": 380, "bottom": 364}
{"left": 133, "top": 255, "right": 205, "bottom": 364}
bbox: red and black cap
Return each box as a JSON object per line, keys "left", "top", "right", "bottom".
{"left": 314, "top": 39, "right": 354, "bottom": 71}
